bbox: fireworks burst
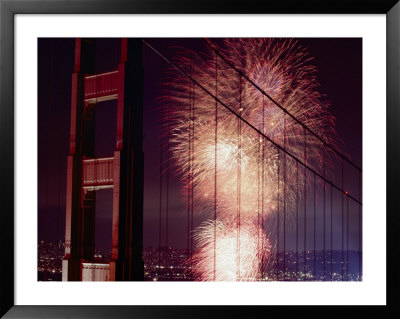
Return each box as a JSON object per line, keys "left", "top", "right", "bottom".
{"left": 189, "top": 219, "right": 271, "bottom": 281}
{"left": 159, "top": 38, "right": 337, "bottom": 280}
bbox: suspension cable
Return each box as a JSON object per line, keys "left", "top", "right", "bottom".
{"left": 203, "top": 39, "right": 361, "bottom": 173}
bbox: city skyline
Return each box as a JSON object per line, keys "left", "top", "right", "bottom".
{"left": 38, "top": 239, "right": 361, "bottom": 281}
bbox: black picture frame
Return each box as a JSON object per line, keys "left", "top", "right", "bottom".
{"left": 1, "top": 0, "right": 398, "bottom": 318}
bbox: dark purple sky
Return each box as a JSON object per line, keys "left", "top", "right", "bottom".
{"left": 38, "top": 38, "right": 362, "bottom": 253}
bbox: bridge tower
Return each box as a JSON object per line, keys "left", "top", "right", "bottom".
{"left": 62, "top": 38, "right": 144, "bottom": 281}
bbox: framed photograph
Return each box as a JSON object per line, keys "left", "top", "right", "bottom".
{"left": 1, "top": 0, "right": 398, "bottom": 318}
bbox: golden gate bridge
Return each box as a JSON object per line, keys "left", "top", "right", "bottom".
{"left": 59, "top": 38, "right": 362, "bottom": 282}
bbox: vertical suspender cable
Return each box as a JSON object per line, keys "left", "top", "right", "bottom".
{"left": 331, "top": 183, "right": 333, "bottom": 280}
{"left": 283, "top": 115, "right": 286, "bottom": 280}
{"left": 158, "top": 135, "right": 163, "bottom": 270}
{"left": 165, "top": 98, "right": 170, "bottom": 264}
{"left": 257, "top": 128, "right": 260, "bottom": 279}
{"left": 237, "top": 74, "right": 242, "bottom": 281}
{"left": 346, "top": 195, "right": 349, "bottom": 281}
{"left": 214, "top": 52, "right": 218, "bottom": 281}
{"left": 296, "top": 160, "right": 299, "bottom": 279}
{"left": 261, "top": 96, "right": 265, "bottom": 280}
{"left": 191, "top": 59, "right": 195, "bottom": 265}
{"left": 359, "top": 171, "right": 362, "bottom": 280}
{"left": 313, "top": 173, "right": 316, "bottom": 279}
{"left": 323, "top": 146, "right": 326, "bottom": 280}
{"left": 303, "top": 129, "right": 307, "bottom": 280}
{"left": 257, "top": 95, "right": 263, "bottom": 280}
{"left": 341, "top": 159, "right": 344, "bottom": 281}
{"left": 277, "top": 148, "right": 280, "bottom": 280}
{"left": 187, "top": 58, "right": 191, "bottom": 268}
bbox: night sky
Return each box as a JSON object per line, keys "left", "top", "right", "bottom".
{"left": 38, "top": 38, "right": 362, "bottom": 254}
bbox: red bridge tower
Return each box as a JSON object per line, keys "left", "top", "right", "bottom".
{"left": 62, "top": 38, "right": 144, "bottom": 281}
